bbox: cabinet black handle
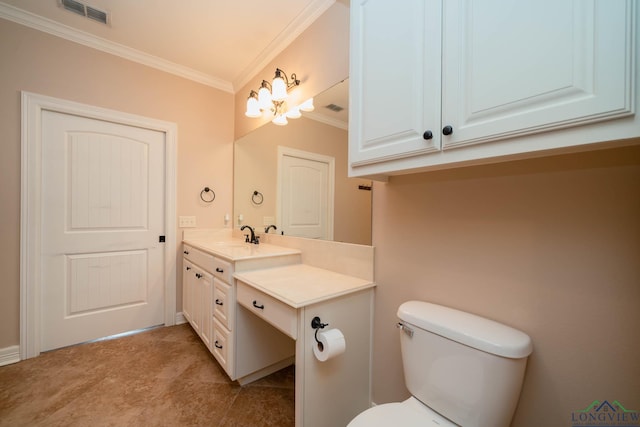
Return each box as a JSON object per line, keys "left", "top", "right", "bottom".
{"left": 423, "top": 130, "right": 433, "bottom": 140}
{"left": 442, "top": 125, "right": 453, "bottom": 135}
{"left": 195, "top": 273, "right": 202, "bottom": 279}
{"left": 252, "top": 300, "right": 264, "bottom": 310}
{"left": 216, "top": 268, "right": 224, "bottom": 273}
{"left": 183, "top": 250, "right": 189, "bottom": 255}
{"left": 215, "top": 299, "right": 223, "bottom": 306}
{"left": 214, "top": 341, "right": 223, "bottom": 349}
{"left": 186, "top": 266, "right": 191, "bottom": 271}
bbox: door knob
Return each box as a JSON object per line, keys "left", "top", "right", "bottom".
{"left": 442, "top": 125, "right": 453, "bottom": 135}
{"left": 423, "top": 130, "right": 433, "bottom": 140}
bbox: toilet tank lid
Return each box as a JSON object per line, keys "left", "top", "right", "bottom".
{"left": 398, "top": 301, "right": 533, "bottom": 359}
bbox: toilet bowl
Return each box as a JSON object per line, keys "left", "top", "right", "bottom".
{"left": 348, "top": 397, "right": 455, "bottom": 427}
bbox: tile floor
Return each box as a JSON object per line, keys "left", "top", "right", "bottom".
{"left": 0, "top": 324, "right": 295, "bottom": 426}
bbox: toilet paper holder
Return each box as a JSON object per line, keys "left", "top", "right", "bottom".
{"left": 311, "top": 316, "right": 329, "bottom": 348}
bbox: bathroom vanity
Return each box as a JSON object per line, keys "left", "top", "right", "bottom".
{"left": 182, "top": 231, "right": 301, "bottom": 382}
{"left": 182, "top": 230, "right": 376, "bottom": 427}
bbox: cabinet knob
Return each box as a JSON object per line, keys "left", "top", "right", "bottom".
{"left": 216, "top": 268, "right": 224, "bottom": 273}
{"left": 195, "top": 273, "right": 202, "bottom": 279}
{"left": 183, "top": 250, "right": 189, "bottom": 255}
{"left": 186, "top": 266, "right": 191, "bottom": 271}
{"left": 423, "top": 130, "right": 433, "bottom": 140}
{"left": 442, "top": 125, "right": 453, "bottom": 136}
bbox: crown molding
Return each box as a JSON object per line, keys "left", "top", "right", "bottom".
{"left": 0, "top": 2, "right": 234, "bottom": 92}
{"left": 232, "top": 0, "right": 336, "bottom": 91}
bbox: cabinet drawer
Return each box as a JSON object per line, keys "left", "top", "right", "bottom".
{"left": 213, "top": 278, "right": 233, "bottom": 329}
{"left": 182, "top": 245, "right": 215, "bottom": 272}
{"left": 212, "top": 257, "right": 233, "bottom": 283}
{"left": 236, "top": 281, "right": 297, "bottom": 339}
{"left": 212, "top": 318, "right": 233, "bottom": 376}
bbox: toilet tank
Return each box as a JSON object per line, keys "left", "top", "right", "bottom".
{"left": 397, "top": 301, "right": 533, "bottom": 427}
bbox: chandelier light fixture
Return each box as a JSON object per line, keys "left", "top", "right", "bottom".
{"left": 245, "top": 68, "right": 315, "bottom": 126}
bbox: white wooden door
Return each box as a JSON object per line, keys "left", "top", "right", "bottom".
{"left": 349, "top": 0, "right": 442, "bottom": 168}
{"left": 441, "top": 0, "right": 634, "bottom": 149}
{"left": 278, "top": 147, "right": 334, "bottom": 240}
{"left": 40, "top": 110, "right": 165, "bottom": 351}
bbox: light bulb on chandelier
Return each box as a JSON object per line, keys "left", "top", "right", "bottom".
{"left": 245, "top": 68, "right": 314, "bottom": 125}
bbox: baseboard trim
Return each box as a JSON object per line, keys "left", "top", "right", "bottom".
{"left": 0, "top": 345, "right": 20, "bottom": 367}
{"left": 175, "top": 312, "right": 187, "bottom": 325}
{"left": 237, "top": 356, "right": 295, "bottom": 386}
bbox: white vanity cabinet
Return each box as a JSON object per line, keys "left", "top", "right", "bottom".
{"left": 349, "top": 0, "right": 637, "bottom": 178}
{"left": 182, "top": 240, "right": 302, "bottom": 382}
{"left": 235, "top": 264, "right": 376, "bottom": 427}
{"left": 183, "top": 244, "right": 236, "bottom": 377}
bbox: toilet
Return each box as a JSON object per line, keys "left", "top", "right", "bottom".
{"left": 348, "top": 301, "right": 533, "bottom": 427}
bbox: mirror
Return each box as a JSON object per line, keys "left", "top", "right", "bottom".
{"left": 233, "top": 78, "right": 372, "bottom": 245}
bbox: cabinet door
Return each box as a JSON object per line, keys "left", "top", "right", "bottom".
{"left": 442, "top": 0, "right": 635, "bottom": 149}
{"left": 182, "top": 259, "right": 193, "bottom": 323}
{"left": 190, "top": 265, "right": 203, "bottom": 335}
{"left": 199, "top": 271, "right": 213, "bottom": 348}
{"left": 349, "top": 0, "right": 442, "bottom": 169}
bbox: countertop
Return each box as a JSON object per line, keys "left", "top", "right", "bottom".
{"left": 183, "top": 238, "right": 301, "bottom": 261}
{"left": 234, "top": 263, "right": 375, "bottom": 308}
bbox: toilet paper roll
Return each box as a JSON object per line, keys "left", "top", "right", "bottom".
{"left": 313, "top": 328, "right": 346, "bottom": 362}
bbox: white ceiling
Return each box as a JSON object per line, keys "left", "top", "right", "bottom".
{"left": 0, "top": 0, "right": 346, "bottom": 93}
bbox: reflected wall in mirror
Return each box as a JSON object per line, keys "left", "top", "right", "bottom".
{"left": 234, "top": 79, "right": 372, "bottom": 245}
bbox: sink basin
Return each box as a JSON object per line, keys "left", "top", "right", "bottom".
{"left": 210, "top": 242, "right": 247, "bottom": 247}
{"left": 184, "top": 238, "right": 301, "bottom": 261}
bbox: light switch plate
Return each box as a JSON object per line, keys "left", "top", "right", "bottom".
{"left": 179, "top": 216, "right": 196, "bottom": 228}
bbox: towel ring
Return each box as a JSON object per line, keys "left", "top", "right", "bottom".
{"left": 251, "top": 190, "right": 264, "bottom": 205}
{"left": 200, "top": 187, "right": 216, "bottom": 203}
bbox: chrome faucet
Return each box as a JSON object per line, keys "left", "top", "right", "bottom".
{"left": 240, "top": 225, "right": 259, "bottom": 244}
{"left": 264, "top": 224, "right": 277, "bottom": 234}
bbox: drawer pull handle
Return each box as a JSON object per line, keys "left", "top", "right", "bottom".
{"left": 252, "top": 300, "right": 264, "bottom": 310}
{"left": 216, "top": 268, "right": 224, "bottom": 273}
{"left": 186, "top": 266, "right": 191, "bottom": 271}
{"left": 215, "top": 299, "right": 223, "bottom": 306}
{"left": 195, "top": 273, "right": 202, "bottom": 279}
{"left": 183, "top": 250, "right": 189, "bottom": 255}
{"left": 214, "top": 341, "right": 223, "bottom": 349}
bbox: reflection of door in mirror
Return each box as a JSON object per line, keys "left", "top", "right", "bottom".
{"left": 278, "top": 147, "right": 335, "bottom": 240}
{"left": 233, "top": 78, "right": 373, "bottom": 245}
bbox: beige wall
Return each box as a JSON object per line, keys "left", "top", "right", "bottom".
{"left": 234, "top": 116, "right": 371, "bottom": 245}
{"left": 371, "top": 144, "right": 640, "bottom": 426}
{"left": 0, "top": 18, "right": 234, "bottom": 348}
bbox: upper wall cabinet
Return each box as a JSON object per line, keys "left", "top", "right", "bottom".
{"left": 349, "top": 0, "right": 638, "bottom": 179}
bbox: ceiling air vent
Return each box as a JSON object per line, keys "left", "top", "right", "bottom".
{"left": 59, "top": 0, "right": 109, "bottom": 25}
{"left": 85, "top": 6, "right": 108, "bottom": 24}
{"left": 324, "top": 103, "right": 344, "bottom": 112}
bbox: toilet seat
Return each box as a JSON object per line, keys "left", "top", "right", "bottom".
{"left": 347, "top": 397, "right": 457, "bottom": 427}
